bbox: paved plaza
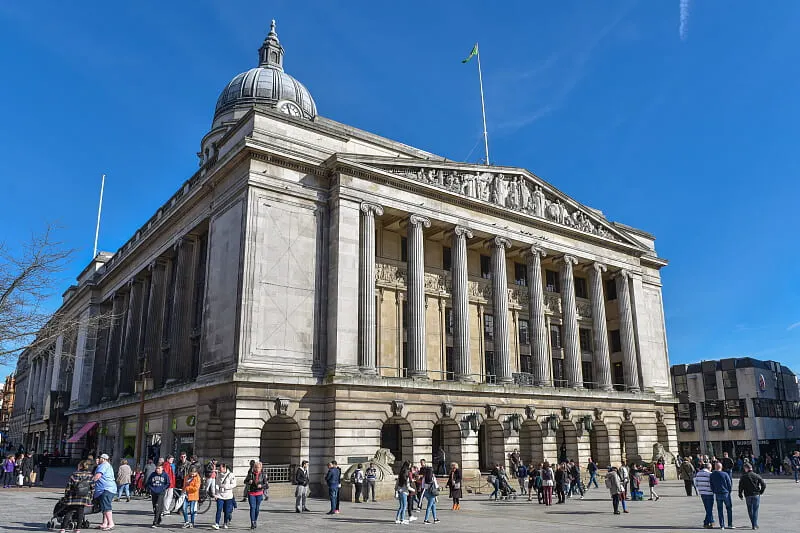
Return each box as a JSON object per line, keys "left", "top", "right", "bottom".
{"left": 1, "top": 469, "right": 798, "bottom": 532}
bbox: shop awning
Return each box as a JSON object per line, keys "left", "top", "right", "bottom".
{"left": 67, "top": 421, "right": 98, "bottom": 443}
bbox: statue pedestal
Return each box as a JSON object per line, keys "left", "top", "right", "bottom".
{"left": 338, "top": 481, "right": 398, "bottom": 502}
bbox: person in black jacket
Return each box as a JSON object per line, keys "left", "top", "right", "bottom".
{"left": 738, "top": 463, "right": 766, "bottom": 530}
{"left": 294, "top": 461, "right": 310, "bottom": 513}
{"left": 37, "top": 451, "right": 50, "bottom": 486}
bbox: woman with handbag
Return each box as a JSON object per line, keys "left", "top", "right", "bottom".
{"left": 394, "top": 466, "right": 411, "bottom": 524}
{"left": 422, "top": 473, "right": 440, "bottom": 524}
{"left": 446, "top": 462, "right": 462, "bottom": 510}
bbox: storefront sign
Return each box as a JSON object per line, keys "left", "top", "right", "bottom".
{"left": 734, "top": 440, "right": 752, "bottom": 446}
{"left": 186, "top": 415, "right": 196, "bottom": 427}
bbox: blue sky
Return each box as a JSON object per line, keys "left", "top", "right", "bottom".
{"left": 1, "top": 1, "right": 799, "bottom": 376}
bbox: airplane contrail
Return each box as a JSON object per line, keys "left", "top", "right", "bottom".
{"left": 680, "top": 0, "right": 690, "bottom": 41}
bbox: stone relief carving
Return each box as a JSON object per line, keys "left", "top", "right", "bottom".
{"left": 594, "top": 408, "right": 604, "bottom": 421}
{"left": 485, "top": 404, "right": 497, "bottom": 419}
{"left": 274, "top": 398, "right": 289, "bottom": 416}
{"left": 468, "top": 279, "right": 493, "bottom": 300}
{"left": 441, "top": 402, "right": 453, "bottom": 419}
{"left": 508, "top": 286, "right": 529, "bottom": 307}
{"left": 561, "top": 406, "right": 572, "bottom": 420}
{"left": 387, "top": 166, "right": 619, "bottom": 241}
{"left": 544, "top": 294, "right": 562, "bottom": 314}
{"left": 376, "top": 263, "right": 406, "bottom": 286}
{"left": 622, "top": 408, "right": 633, "bottom": 422}
{"left": 576, "top": 301, "right": 592, "bottom": 318}
{"left": 391, "top": 399, "right": 404, "bottom": 417}
{"left": 525, "top": 405, "right": 537, "bottom": 419}
{"left": 424, "top": 272, "right": 451, "bottom": 293}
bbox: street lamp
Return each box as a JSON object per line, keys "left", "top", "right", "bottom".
{"left": 26, "top": 405, "right": 35, "bottom": 452}
{"left": 134, "top": 365, "right": 153, "bottom": 469}
{"left": 53, "top": 394, "right": 64, "bottom": 454}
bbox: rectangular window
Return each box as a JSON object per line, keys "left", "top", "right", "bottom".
{"left": 609, "top": 329, "right": 622, "bottom": 353}
{"left": 552, "top": 358, "right": 565, "bottom": 387}
{"left": 549, "top": 324, "right": 562, "bottom": 350}
{"left": 613, "top": 362, "right": 624, "bottom": 391}
{"left": 480, "top": 255, "right": 492, "bottom": 279}
{"left": 484, "top": 351, "right": 496, "bottom": 382}
{"left": 605, "top": 279, "right": 617, "bottom": 301}
{"left": 514, "top": 263, "right": 527, "bottom": 286}
{"left": 674, "top": 374, "right": 688, "bottom": 395}
{"left": 574, "top": 277, "right": 588, "bottom": 299}
{"left": 545, "top": 270, "right": 560, "bottom": 292}
{"left": 579, "top": 328, "right": 592, "bottom": 353}
{"left": 677, "top": 402, "right": 697, "bottom": 432}
{"left": 445, "top": 346, "right": 455, "bottom": 381}
{"left": 402, "top": 342, "right": 409, "bottom": 376}
{"left": 442, "top": 246, "right": 452, "bottom": 271}
{"left": 723, "top": 370, "right": 739, "bottom": 400}
{"left": 402, "top": 301, "right": 408, "bottom": 330}
{"left": 703, "top": 372, "right": 718, "bottom": 400}
{"left": 445, "top": 307, "right": 454, "bottom": 335}
{"left": 582, "top": 362, "right": 594, "bottom": 389}
{"left": 520, "top": 354, "right": 533, "bottom": 374}
{"left": 484, "top": 314, "right": 494, "bottom": 342}
{"left": 518, "top": 319, "right": 530, "bottom": 345}
{"left": 401, "top": 236, "right": 408, "bottom": 262}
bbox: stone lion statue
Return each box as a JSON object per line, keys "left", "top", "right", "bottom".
{"left": 342, "top": 448, "right": 396, "bottom": 482}
{"left": 651, "top": 442, "right": 676, "bottom": 465}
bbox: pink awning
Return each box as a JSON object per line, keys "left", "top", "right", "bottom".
{"left": 67, "top": 421, "right": 98, "bottom": 443}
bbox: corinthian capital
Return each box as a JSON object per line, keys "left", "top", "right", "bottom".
{"left": 453, "top": 226, "right": 473, "bottom": 239}
{"left": 492, "top": 236, "right": 511, "bottom": 249}
{"left": 360, "top": 202, "right": 384, "bottom": 217}
{"left": 408, "top": 214, "right": 431, "bottom": 228}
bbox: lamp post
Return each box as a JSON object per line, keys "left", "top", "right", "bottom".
{"left": 26, "top": 405, "right": 35, "bottom": 452}
{"left": 134, "top": 364, "right": 153, "bottom": 469}
{"left": 53, "top": 394, "right": 64, "bottom": 454}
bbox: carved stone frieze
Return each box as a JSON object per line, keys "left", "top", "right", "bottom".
{"left": 274, "top": 398, "right": 289, "bottom": 416}
{"left": 525, "top": 405, "right": 536, "bottom": 419}
{"left": 424, "top": 272, "right": 451, "bottom": 293}
{"left": 544, "top": 294, "right": 562, "bottom": 314}
{"left": 376, "top": 263, "right": 406, "bottom": 286}
{"left": 508, "top": 286, "right": 529, "bottom": 307}
{"left": 622, "top": 408, "right": 632, "bottom": 422}
{"left": 468, "top": 279, "right": 492, "bottom": 301}
{"left": 576, "top": 300, "right": 592, "bottom": 318}
{"left": 385, "top": 166, "right": 620, "bottom": 241}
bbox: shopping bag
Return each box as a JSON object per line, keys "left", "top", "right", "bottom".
{"left": 30, "top": 472, "right": 37, "bottom": 484}
{"left": 17, "top": 474, "right": 24, "bottom": 486}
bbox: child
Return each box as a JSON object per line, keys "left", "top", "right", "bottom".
{"left": 647, "top": 469, "right": 660, "bottom": 501}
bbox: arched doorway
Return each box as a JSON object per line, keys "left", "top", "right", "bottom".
{"left": 260, "top": 416, "right": 301, "bottom": 466}
{"left": 589, "top": 420, "right": 611, "bottom": 468}
{"left": 519, "top": 420, "right": 544, "bottom": 465}
{"left": 381, "top": 417, "right": 413, "bottom": 472}
{"left": 656, "top": 422, "right": 669, "bottom": 451}
{"left": 432, "top": 418, "right": 462, "bottom": 475}
{"left": 556, "top": 421, "right": 579, "bottom": 463}
{"left": 620, "top": 421, "right": 639, "bottom": 464}
{"left": 478, "top": 419, "right": 504, "bottom": 472}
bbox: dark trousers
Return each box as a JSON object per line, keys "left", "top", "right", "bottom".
{"left": 684, "top": 479, "right": 694, "bottom": 496}
{"left": 215, "top": 499, "right": 234, "bottom": 526}
{"left": 700, "top": 494, "right": 715, "bottom": 526}
{"left": 715, "top": 494, "right": 733, "bottom": 528}
{"left": 612, "top": 493, "right": 620, "bottom": 513}
{"left": 354, "top": 482, "right": 363, "bottom": 502}
{"left": 39, "top": 467, "right": 47, "bottom": 484}
{"left": 745, "top": 495, "right": 760, "bottom": 529}
{"left": 555, "top": 484, "right": 565, "bottom": 503}
{"left": 151, "top": 492, "right": 165, "bottom": 524}
{"left": 61, "top": 505, "right": 85, "bottom": 529}
{"left": 1, "top": 471, "right": 13, "bottom": 486}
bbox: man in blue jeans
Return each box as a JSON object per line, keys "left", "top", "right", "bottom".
{"left": 738, "top": 462, "right": 766, "bottom": 530}
{"left": 325, "top": 462, "right": 341, "bottom": 515}
{"left": 694, "top": 462, "right": 715, "bottom": 528}
{"left": 587, "top": 458, "right": 599, "bottom": 489}
{"left": 710, "top": 461, "right": 734, "bottom": 529}
{"left": 792, "top": 451, "right": 800, "bottom": 483}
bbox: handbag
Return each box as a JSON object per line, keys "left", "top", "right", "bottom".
{"left": 30, "top": 472, "right": 37, "bottom": 484}
{"left": 17, "top": 473, "right": 24, "bottom": 486}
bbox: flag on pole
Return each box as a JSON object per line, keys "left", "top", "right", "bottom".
{"left": 462, "top": 43, "right": 478, "bottom": 63}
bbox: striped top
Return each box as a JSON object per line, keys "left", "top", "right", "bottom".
{"left": 694, "top": 469, "right": 713, "bottom": 495}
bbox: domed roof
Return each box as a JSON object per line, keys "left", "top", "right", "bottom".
{"left": 212, "top": 21, "right": 317, "bottom": 126}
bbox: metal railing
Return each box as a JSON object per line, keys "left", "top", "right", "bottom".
{"left": 263, "top": 463, "right": 294, "bottom": 483}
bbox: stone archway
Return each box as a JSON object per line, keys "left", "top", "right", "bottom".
{"left": 556, "top": 420, "right": 579, "bottom": 463}
{"left": 478, "top": 419, "right": 504, "bottom": 472}
{"left": 519, "top": 420, "right": 545, "bottom": 465}
{"left": 432, "top": 418, "right": 462, "bottom": 474}
{"left": 620, "top": 421, "right": 640, "bottom": 464}
{"left": 260, "top": 415, "right": 301, "bottom": 466}
{"left": 589, "top": 420, "right": 611, "bottom": 468}
{"left": 381, "top": 416, "right": 413, "bottom": 471}
{"left": 656, "top": 422, "right": 670, "bottom": 451}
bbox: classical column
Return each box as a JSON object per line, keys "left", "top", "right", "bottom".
{"left": 451, "top": 226, "right": 473, "bottom": 381}
{"left": 616, "top": 270, "right": 641, "bottom": 393}
{"left": 407, "top": 214, "right": 431, "bottom": 378}
{"left": 527, "top": 246, "right": 550, "bottom": 386}
{"left": 144, "top": 260, "right": 169, "bottom": 387}
{"left": 358, "top": 203, "right": 383, "bottom": 374}
{"left": 491, "top": 237, "right": 513, "bottom": 383}
{"left": 559, "top": 255, "right": 583, "bottom": 388}
{"left": 589, "top": 263, "right": 613, "bottom": 391}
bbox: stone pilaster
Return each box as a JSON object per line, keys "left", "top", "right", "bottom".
{"left": 559, "top": 255, "right": 583, "bottom": 388}
{"left": 406, "top": 214, "right": 430, "bottom": 378}
{"left": 589, "top": 263, "right": 613, "bottom": 391}
{"left": 451, "top": 226, "right": 473, "bottom": 381}
{"left": 616, "top": 270, "right": 641, "bottom": 393}
{"left": 168, "top": 237, "right": 198, "bottom": 382}
{"left": 358, "top": 203, "right": 383, "bottom": 374}
{"left": 491, "top": 237, "right": 512, "bottom": 383}
{"left": 526, "top": 246, "right": 550, "bottom": 386}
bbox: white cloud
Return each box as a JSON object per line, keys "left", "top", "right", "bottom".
{"left": 787, "top": 321, "right": 800, "bottom": 331}
{"left": 680, "top": 0, "right": 691, "bottom": 41}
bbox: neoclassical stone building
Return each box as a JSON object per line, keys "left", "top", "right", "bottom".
{"left": 12, "top": 22, "right": 677, "bottom": 487}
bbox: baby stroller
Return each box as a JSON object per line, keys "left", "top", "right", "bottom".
{"left": 46, "top": 497, "right": 100, "bottom": 530}
{"left": 497, "top": 473, "right": 517, "bottom": 501}
{"left": 133, "top": 471, "right": 148, "bottom": 497}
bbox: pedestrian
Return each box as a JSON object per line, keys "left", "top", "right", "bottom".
{"left": 710, "top": 461, "right": 735, "bottom": 530}
{"left": 325, "top": 462, "right": 340, "bottom": 515}
{"left": 146, "top": 463, "right": 171, "bottom": 528}
{"left": 738, "top": 462, "right": 765, "bottom": 530}
{"left": 422, "top": 471, "right": 440, "bottom": 524}
{"left": 333, "top": 461, "right": 343, "bottom": 512}
{"left": 587, "top": 457, "right": 599, "bottom": 489}
{"left": 211, "top": 463, "right": 236, "bottom": 530}
{"left": 791, "top": 451, "right": 800, "bottom": 484}
{"left": 646, "top": 468, "right": 660, "bottom": 501}
{"left": 694, "top": 462, "right": 715, "bottom": 529}
{"left": 21, "top": 452, "right": 35, "bottom": 487}
{"left": 446, "top": 462, "right": 462, "bottom": 510}
{"left": 618, "top": 460, "right": 629, "bottom": 497}
{"left": 115, "top": 459, "right": 132, "bottom": 502}
{"left": 406, "top": 464, "right": 419, "bottom": 521}
{"left": 175, "top": 452, "right": 191, "bottom": 489}
{"left": 351, "top": 463, "right": 365, "bottom": 503}
{"left": 570, "top": 461, "right": 584, "bottom": 499}
{"left": 435, "top": 446, "right": 447, "bottom": 476}
{"left": 244, "top": 461, "right": 268, "bottom": 529}
{"left": 365, "top": 462, "right": 377, "bottom": 502}
{"left": 294, "top": 460, "right": 310, "bottom": 513}
{"left": 38, "top": 450, "right": 50, "bottom": 486}
{"left": 93, "top": 454, "right": 117, "bottom": 531}
{"left": 680, "top": 456, "right": 696, "bottom": 496}
{"left": 554, "top": 464, "right": 566, "bottom": 504}
{"left": 488, "top": 463, "right": 501, "bottom": 501}
{"left": 181, "top": 466, "right": 201, "bottom": 528}
{"left": 395, "top": 466, "right": 410, "bottom": 524}
{"left": 721, "top": 452, "right": 735, "bottom": 476}
{"left": 59, "top": 459, "right": 94, "bottom": 533}
{"left": 605, "top": 467, "right": 626, "bottom": 515}
{"left": 2, "top": 454, "right": 15, "bottom": 488}
{"left": 516, "top": 461, "right": 528, "bottom": 495}
{"left": 656, "top": 458, "right": 665, "bottom": 481}
{"left": 541, "top": 461, "right": 554, "bottom": 506}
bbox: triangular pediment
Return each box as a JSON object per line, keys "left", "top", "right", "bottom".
{"left": 337, "top": 155, "right": 646, "bottom": 249}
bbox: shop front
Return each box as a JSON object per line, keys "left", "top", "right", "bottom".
{"left": 171, "top": 413, "right": 197, "bottom": 457}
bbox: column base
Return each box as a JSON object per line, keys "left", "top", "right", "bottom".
{"left": 358, "top": 366, "right": 378, "bottom": 376}
{"left": 408, "top": 371, "right": 429, "bottom": 380}
{"left": 455, "top": 374, "right": 475, "bottom": 383}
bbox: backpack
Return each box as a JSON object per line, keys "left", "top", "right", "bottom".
{"left": 650, "top": 474, "right": 658, "bottom": 486}
{"left": 542, "top": 469, "right": 552, "bottom": 481}
{"left": 73, "top": 476, "right": 92, "bottom": 498}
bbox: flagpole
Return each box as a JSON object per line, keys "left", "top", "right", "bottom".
{"left": 475, "top": 43, "right": 490, "bottom": 166}
{"left": 93, "top": 173, "right": 106, "bottom": 259}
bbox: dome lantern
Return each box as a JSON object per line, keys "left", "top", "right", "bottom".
{"left": 258, "top": 19, "right": 284, "bottom": 71}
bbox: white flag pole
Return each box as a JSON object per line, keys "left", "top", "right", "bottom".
{"left": 93, "top": 173, "right": 106, "bottom": 259}
{"left": 475, "top": 43, "right": 490, "bottom": 166}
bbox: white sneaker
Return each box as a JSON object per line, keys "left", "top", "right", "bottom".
{"left": 401, "top": 520, "right": 409, "bottom": 525}
{"left": 409, "top": 516, "right": 417, "bottom": 521}
{"left": 211, "top": 525, "right": 220, "bottom": 530}
{"left": 395, "top": 520, "right": 402, "bottom": 524}
{"left": 223, "top": 525, "right": 229, "bottom": 530}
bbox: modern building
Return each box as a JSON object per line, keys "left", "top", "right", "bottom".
{"left": 0, "top": 373, "right": 15, "bottom": 445}
{"left": 11, "top": 22, "right": 677, "bottom": 489}
{"left": 671, "top": 358, "right": 800, "bottom": 459}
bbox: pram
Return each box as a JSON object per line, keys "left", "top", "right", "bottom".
{"left": 46, "top": 497, "right": 100, "bottom": 530}
{"left": 497, "top": 473, "right": 517, "bottom": 501}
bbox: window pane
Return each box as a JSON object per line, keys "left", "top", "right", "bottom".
{"left": 514, "top": 263, "right": 527, "bottom": 286}
{"left": 545, "top": 270, "right": 560, "bottom": 292}
{"left": 582, "top": 361, "right": 594, "bottom": 389}
{"left": 484, "top": 314, "right": 494, "bottom": 341}
{"left": 610, "top": 330, "right": 622, "bottom": 352}
{"left": 480, "top": 255, "right": 491, "bottom": 279}
{"left": 401, "top": 237, "right": 408, "bottom": 262}
{"left": 442, "top": 246, "right": 452, "bottom": 271}
{"left": 605, "top": 279, "right": 617, "bottom": 300}
{"left": 574, "top": 277, "right": 588, "bottom": 299}
{"left": 579, "top": 328, "right": 592, "bottom": 353}
{"left": 550, "top": 324, "right": 562, "bottom": 349}
{"left": 445, "top": 307, "right": 453, "bottom": 335}
{"left": 518, "top": 319, "right": 530, "bottom": 345}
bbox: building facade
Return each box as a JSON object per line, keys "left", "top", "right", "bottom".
{"left": 11, "top": 23, "right": 677, "bottom": 487}
{"left": 671, "top": 358, "right": 800, "bottom": 459}
{"left": 0, "top": 373, "right": 15, "bottom": 445}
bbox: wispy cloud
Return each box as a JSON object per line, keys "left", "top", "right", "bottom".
{"left": 679, "top": 0, "right": 691, "bottom": 41}
{"left": 787, "top": 321, "right": 800, "bottom": 331}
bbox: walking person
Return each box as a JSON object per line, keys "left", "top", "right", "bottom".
{"left": 244, "top": 462, "right": 268, "bottom": 529}
{"left": 422, "top": 472, "right": 440, "bottom": 524}
{"left": 541, "top": 461, "right": 554, "bottom": 506}
{"left": 325, "top": 462, "right": 340, "bottom": 515}
{"left": 241, "top": 460, "right": 254, "bottom": 503}
{"left": 710, "top": 461, "right": 735, "bottom": 530}
{"left": 2, "top": 454, "right": 15, "bottom": 488}
{"left": 351, "top": 463, "right": 365, "bottom": 503}
{"left": 605, "top": 467, "right": 625, "bottom": 515}
{"left": 146, "top": 463, "right": 171, "bottom": 528}
{"left": 38, "top": 450, "right": 50, "bottom": 486}
{"left": 488, "top": 463, "right": 501, "bottom": 501}
{"left": 446, "top": 462, "right": 462, "bottom": 510}
{"left": 93, "top": 454, "right": 117, "bottom": 531}
{"left": 365, "top": 462, "right": 377, "bottom": 502}
{"left": 181, "top": 466, "right": 201, "bottom": 528}
{"left": 618, "top": 460, "right": 629, "bottom": 498}
{"left": 212, "top": 463, "right": 236, "bottom": 530}
{"left": 646, "top": 468, "right": 660, "bottom": 501}
{"left": 695, "top": 462, "right": 716, "bottom": 529}
{"left": 116, "top": 459, "right": 132, "bottom": 502}
{"left": 59, "top": 460, "right": 94, "bottom": 533}
{"left": 587, "top": 458, "right": 599, "bottom": 489}
{"left": 656, "top": 458, "right": 665, "bottom": 482}
{"left": 294, "top": 460, "right": 310, "bottom": 513}
{"left": 721, "top": 452, "right": 735, "bottom": 476}
{"left": 791, "top": 451, "right": 800, "bottom": 484}
{"left": 395, "top": 466, "right": 410, "bottom": 524}
{"left": 554, "top": 464, "right": 566, "bottom": 504}
{"left": 681, "top": 457, "right": 696, "bottom": 496}
{"left": 21, "top": 452, "right": 35, "bottom": 487}
{"left": 516, "top": 461, "right": 528, "bottom": 495}
{"left": 738, "top": 462, "right": 766, "bottom": 530}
